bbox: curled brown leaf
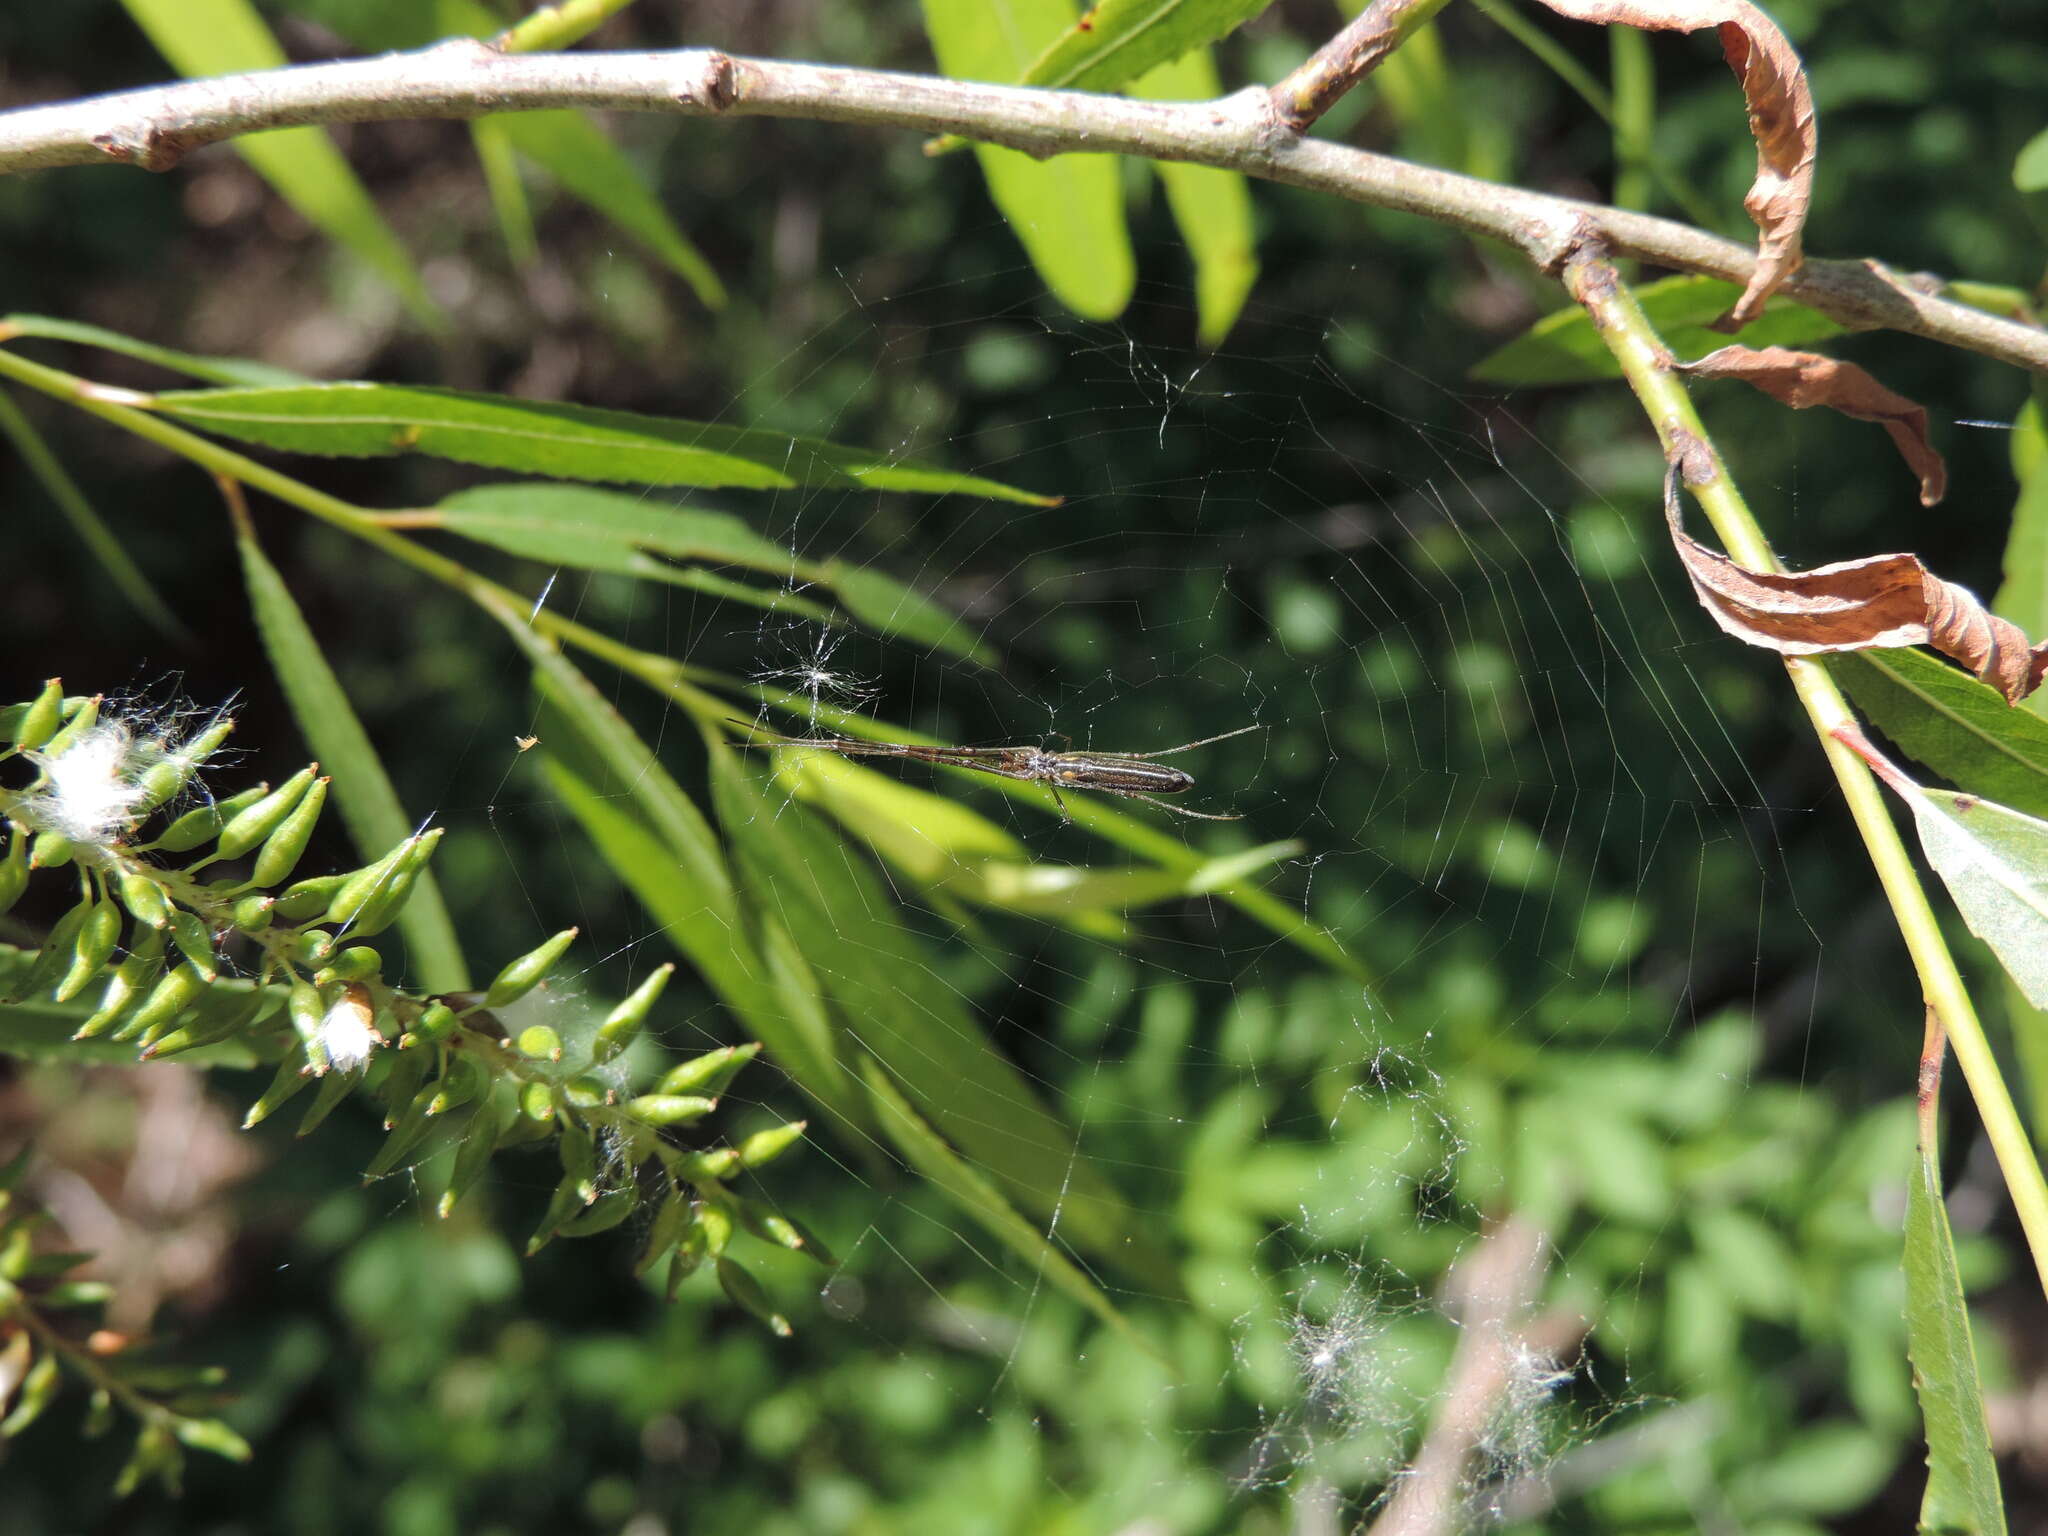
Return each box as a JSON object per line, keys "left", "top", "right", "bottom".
{"left": 1679, "top": 344, "right": 1946, "bottom": 505}
{"left": 1661, "top": 462, "right": 2048, "bottom": 703}
{"left": 1534, "top": 0, "right": 1816, "bottom": 327}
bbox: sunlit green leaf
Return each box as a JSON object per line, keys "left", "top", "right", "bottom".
{"left": 920, "top": 0, "right": 1136, "bottom": 322}
{"left": 490, "top": 111, "right": 727, "bottom": 309}
{"left": 711, "top": 748, "right": 1177, "bottom": 1290}
{"left": 857, "top": 1056, "right": 1142, "bottom": 1340}
{"left": 153, "top": 384, "right": 1056, "bottom": 503}
{"left": 1828, "top": 651, "right": 2048, "bottom": 821}
{"left": 1019, "top": 0, "right": 1275, "bottom": 95}
{"left": 439, "top": 483, "right": 793, "bottom": 570}
{"left": 1132, "top": 48, "right": 1258, "bottom": 347}
{"left": 235, "top": 523, "right": 469, "bottom": 992}
{"left": 1, "top": 314, "right": 309, "bottom": 387}
{"left": 2015, "top": 126, "right": 2048, "bottom": 193}
{"left": 826, "top": 561, "right": 994, "bottom": 666}
{"left": 1905, "top": 1135, "right": 2007, "bottom": 1535}
{"left": 1470, "top": 274, "right": 1845, "bottom": 386}
{"left": 116, "top": 0, "right": 443, "bottom": 330}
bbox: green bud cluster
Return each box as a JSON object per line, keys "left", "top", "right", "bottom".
{"left": 0, "top": 1144, "right": 248, "bottom": 1495}
{"left": 1, "top": 684, "right": 825, "bottom": 1352}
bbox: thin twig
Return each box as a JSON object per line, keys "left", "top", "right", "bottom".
{"left": 1557, "top": 234, "right": 2048, "bottom": 1300}
{"left": 1268, "top": 0, "right": 1451, "bottom": 132}
{"left": 0, "top": 42, "right": 2040, "bottom": 373}
{"left": 1368, "top": 1216, "right": 1578, "bottom": 1536}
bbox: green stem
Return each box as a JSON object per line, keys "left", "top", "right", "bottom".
{"left": 1560, "top": 245, "right": 2048, "bottom": 1298}
{"left": 494, "top": 0, "right": 641, "bottom": 54}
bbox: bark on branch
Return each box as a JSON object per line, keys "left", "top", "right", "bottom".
{"left": 0, "top": 39, "right": 2041, "bottom": 374}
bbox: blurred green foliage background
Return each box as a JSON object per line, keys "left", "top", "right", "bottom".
{"left": 2, "top": 0, "right": 2045, "bottom": 1530}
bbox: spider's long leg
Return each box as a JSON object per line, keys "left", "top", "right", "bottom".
{"left": 1126, "top": 723, "right": 1265, "bottom": 759}
{"left": 1128, "top": 793, "right": 1243, "bottom": 821}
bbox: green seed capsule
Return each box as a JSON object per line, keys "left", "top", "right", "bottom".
{"left": 215, "top": 766, "right": 317, "bottom": 860}
{"left": 28, "top": 830, "right": 76, "bottom": 870}
{"left": 736, "top": 1199, "right": 833, "bottom": 1266}
{"left": 230, "top": 893, "right": 275, "bottom": 934}
{"left": 671, "top": 1146, "right": 741, "bottom": 1183}
{"left": 656, "top": 1042, "right": 760, "bottom": 1100}
{"left": 0, "top": 825, "right": 28, "bottom": 919}
{"left": 484, "top": 927, "right": 577, "bottom": 1010}
{"left": 563, "top": 1074, "right": 610, "bottom": 1107}
{"left": 559, "top": 1185, "right": 640, "bottom": 1237}
{"left": 635, "top": 1189, "right": 694, "bottom": 1275}
{"left": 54, "top": 897, "right": 122, "bottom": 1003}
{"left": 142, "top": 1012, "right": 244, "bottom": 1059}
{"left": 242, "top": 1054, "right": 314, "bottom": 1128}
{"left": 270, "top": 873, "right": 344, "bottom": 924}
{"left": 438, "top": 1093, "right": 511, "bottom": 1217}
{"left": 426, "top": 1053, "right": 487, "bottom": 1116}
{"left": 167, "top": 909, "right": 218, "bottom": 980}
{"left": 120, "top": 963, "right": 208, "bottom": 1047}
{"left": 696, "top": 1199, "right": 735, "bottom": 1259}
{"left": 133, "top": 717, "right": 234, "bottom": 816}
{"left": 36, "top": 694, "right": 101, "bottom": 759}
{"left": 248, "top": 776, "right": 327, "bottom": 888}
{"left": 515, "top": 1025, "right": 563, "bottom": 1062}
{"left": 519, "top": 1081, "right": 557, "bottom": 1123}
{"left": 12, "top": 679, "right": 65, "bottom": 750}
{"left": 668, "top": 1205, "right": 710, "bottom": 1291}
{"left": 12, "top": 898, "right": 92, "bottom": 1003}
{"left": 117, "top": 870, "right": 171, "bottom": 929}
{"left": 408, "top": 1001, "right": 458, "bottom": 1046}
{"left": 0, "top": 1350, "right": 62, "bottom": 1436}
{"left": 734, "top": 1119, "right": 808, "bottom": 1170}
{"left": 313, "top": 947, "right": 381, "bottom": 987}
{"left": 288, "top": 928, "right": 335, "bottom": 967}
{"left": 624, "top": 1094, "right": 718, "bottom": 1128}
{"left": 364, "top": 1089, "right": 438, "bottom": 1179}
{"left": 74, "top": 928, "right": 168, "bottom": 1040}
{"left": 715, "top": 1256, "right": 792, "bottom": 1336}
{"left": 593, "top": 963, "right": 672, "bottom": 1064}
{"left": 331, "top": 830, "right": 443, "bottom": 940}
{"left": 152, "top": 783, "right": 268, "bottom": 854}
{"left": 295, "top": 1066, "right": 357, "bottom": 1138}
{"left": 170, "top": 1416, "right": 251, "bottom": 1462}
{"left": 526, "top": 1171, "right": 590, "bottom": 1255}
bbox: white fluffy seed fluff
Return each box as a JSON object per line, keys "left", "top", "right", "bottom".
{"left": 33, "top": 721, "right": 149, "bottom": 844}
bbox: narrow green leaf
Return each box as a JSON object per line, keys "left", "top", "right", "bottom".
{"left": 1469, "top": 274, "right": 1846, "bottom": 386}
{"left": 711, "top": 749, "right": 1177, "bottom": 1291}
{"left": 1828, "top": 651, "right": 2048, "bottom": 821}
{"left": 858, "top": 1056, "right": 1144, "bottom": 1342}
{"left": 468, "top": 118, "right": 540, "bottom": 268}
{"left": 1992, "top": 405, "right": 2048, "bottom": 689}
{"left": 235, "top": 523, "right": 469, "bottom": 992}
{"left": 1905, "top": 1140, "right": 2008, "bottom": 1534}
{"left": 116, "top": 0, "right": 443, "bottom": 330}
{"left": 1, "top": 314, "right": 309, "bottom": 387}
{"left": 154, "top": 384, "right": 1056, "bottom": 504}
{"left": 0, "top": 947, "right": 270, "bottom": 1066}
{"left": 920, "top": 0, "right": 1136, "bottom": 322}
{"left": 1131, "top": 48, "right": 1258, "bottom": 347}
{"left": 0, "top": 390, "right": 185, "bottom": 638}
{"left": 439, "top": 483, "right": 795, "bottom": 570}
{"left": 1018, "top": 0, "right": 1274, "bottom": 95}
{"left": 1873, "top": 764, "right": 2048, "bottom": 1010}
{"left": 506, "top": 623, "right": 865, "bottom": 1133}
{"left": 824, "top": 561, "right": 994, "bottom": 667}
{"left": 490, "top": 111, "right": 727, "bottom": 310}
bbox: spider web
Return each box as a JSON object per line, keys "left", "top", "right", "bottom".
{"left": 374, "top": 237, "right": 1914, "bottom": 1532}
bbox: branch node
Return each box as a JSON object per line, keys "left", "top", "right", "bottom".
{"left": 684, "top": 51, "right": 738, "bottom": 112}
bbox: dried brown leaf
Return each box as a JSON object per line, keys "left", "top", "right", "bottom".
{"left": 1535, "top": 0, "right": 1816, "bottom": 327}
{"left": 1680, "top": 344, "right": 1946, "bottom": 505}
{"left": 1661, "top": 461, "right": 2048, "bottom": 702}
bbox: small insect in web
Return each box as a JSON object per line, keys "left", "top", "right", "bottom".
{"left": 729, "top": 720, "right": 1262, "bottom": 820}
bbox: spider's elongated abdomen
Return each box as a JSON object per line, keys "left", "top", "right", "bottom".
{"left": 1049, "top": 757, "right": 1195, "bottom": 795}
